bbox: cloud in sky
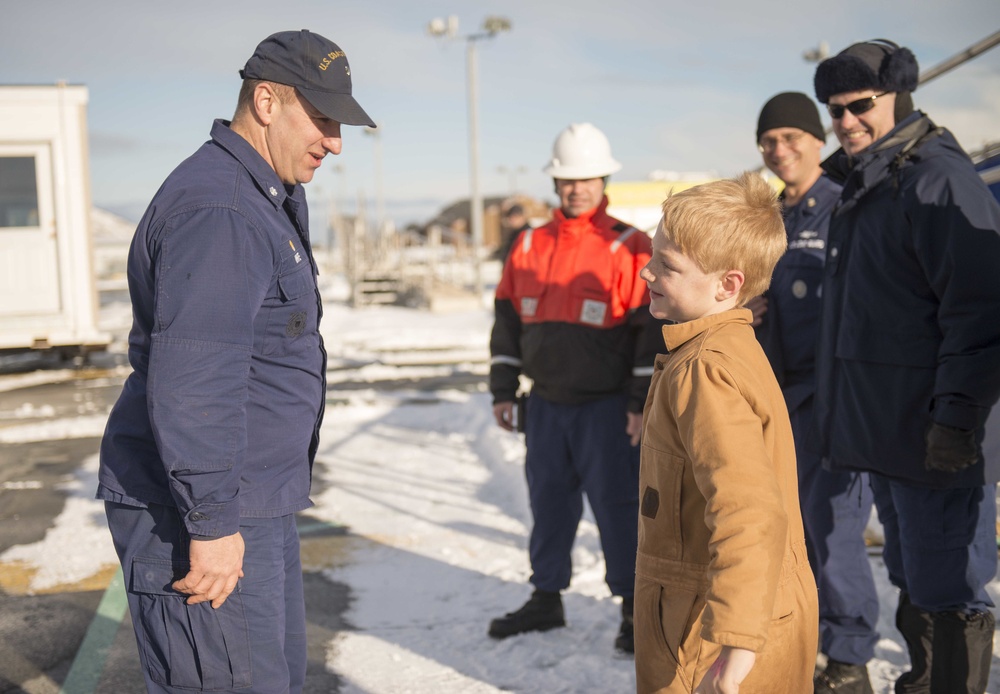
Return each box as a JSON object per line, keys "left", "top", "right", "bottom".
{"left": 2, "top": 0, "right": 998, "bottom": 225}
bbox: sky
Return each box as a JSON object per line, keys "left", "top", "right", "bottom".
{"left": 4, "top": 268, "right": 1000, "bottom": 692}
{"left": 2, "top": 0, "right": 999, "bottom": 227}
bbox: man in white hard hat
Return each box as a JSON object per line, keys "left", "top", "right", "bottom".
{"left": 488, "top": 123, "right": 662, "bottom": 654}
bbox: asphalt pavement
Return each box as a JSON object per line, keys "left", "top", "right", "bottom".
{"left": 0, "top": 364, "right": 350, "bottom": 694}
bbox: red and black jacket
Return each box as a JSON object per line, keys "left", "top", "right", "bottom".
{"left": 489, "top": 196, "right": 663, "bottom": 412}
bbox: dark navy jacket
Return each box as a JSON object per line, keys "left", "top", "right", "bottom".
{"left": 756, "top": 175, "right": 840, "bottom": 415}
{"left": 98, "top": 120, "right": 326, "bottom": 538}
{"left": 812, "top": 112, "right": 1000, "bottom": 487}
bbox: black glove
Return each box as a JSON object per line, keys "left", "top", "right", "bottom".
{"left": 924, "top": 422, "right": 978, "bottom": 473}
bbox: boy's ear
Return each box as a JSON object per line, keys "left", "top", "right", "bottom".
{"left": 717, "top": 270, "right": 745, "bottom": 302}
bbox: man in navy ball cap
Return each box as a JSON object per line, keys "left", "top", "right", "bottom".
{"left": 239, "top": 29, "right": 375, "bottom": 128}
{"left": 811, "top": 39, "right": 1000, "bottom": 694}
{"left": 98, "top": 30, "right": 374, "bottom": 693}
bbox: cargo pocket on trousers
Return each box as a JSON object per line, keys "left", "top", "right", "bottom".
{"left": 131, "top": 556, "right": 252, "bottom": 690}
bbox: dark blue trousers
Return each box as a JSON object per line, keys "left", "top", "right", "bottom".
{"left": 105, "top": 502, "right": 306, "bottom": 693}
{"left": 793, "top": 404, "right": 879, "bottom": 665}
{"left": 869, "top": 475, "right": 997, "bottom": 613}
{"left": 523, "top": 393, "right": 640, "bottom": 597}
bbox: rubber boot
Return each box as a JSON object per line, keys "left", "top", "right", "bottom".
{"left": 928, "top": 609, "right": 994, "bottom": 694}
{"left": 614, "top": 596, "right": 634, "bottom": 654}
{"left": 488, "top": 589, "right": 565, "bottom": 639}
{"left": 895, "top": 592, "right": 933, "bottom": 693}
{"left": 814, "top": 659, "right": 874, "bottom": 693}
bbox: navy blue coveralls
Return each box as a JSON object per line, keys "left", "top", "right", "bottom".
{"left": 98, "top": 120, "right": 325, "bottom": 693}
{"left": 755, "top": 175, "right": 879, "bottom": 665}
{"left": 814, "top": 112, "right": 1000, "bottom": 616}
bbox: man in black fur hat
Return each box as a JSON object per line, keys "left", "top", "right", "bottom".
{"left": 812, "top": 39, "right": 1000, "bottom": 694}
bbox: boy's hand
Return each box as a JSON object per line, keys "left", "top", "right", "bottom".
{"left": 694, "top": 646, "right": 756, "bottom": 694}
{"left": 626, "top": 412, "right": 643, "bottom": 446}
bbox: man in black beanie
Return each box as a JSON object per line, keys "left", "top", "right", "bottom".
{"left": 752, "top": 92, "right": 879, "bottom": 694}
{"left": 812, "top": 39, "right": 1000, "bottom": 694}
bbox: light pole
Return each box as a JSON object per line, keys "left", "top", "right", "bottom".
{"left": 327, "top": 164, "right": 346, "bottom": 254}
{"left": 428, "top": 14, "right": 511, "bottom": 299}
{"left": 802, "top": 41, "right": 830, "bottom": 63}
{"left": 362, "top": 124, "right": 385, "bottom": 238}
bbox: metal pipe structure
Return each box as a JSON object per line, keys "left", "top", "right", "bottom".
{"left": 918, "top": 29, "right": 1000, "bottom": 86}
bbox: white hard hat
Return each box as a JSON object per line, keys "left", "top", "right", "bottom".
{"left": 543, "top": 123, "right": 622, "bottom": 180}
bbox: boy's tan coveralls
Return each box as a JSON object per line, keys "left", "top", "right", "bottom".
{"left": 635, "top": 309, "right": 818, "bottom": 693}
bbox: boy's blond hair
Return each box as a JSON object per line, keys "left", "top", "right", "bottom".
{"left": 660, "top": 171, "right": 786, "bottom": 304}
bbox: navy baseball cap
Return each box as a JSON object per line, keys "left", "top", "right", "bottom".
{"left": 240, "top": 29, "right": 376, "bottom": 127}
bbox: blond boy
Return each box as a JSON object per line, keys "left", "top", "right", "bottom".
{"left": 634, "top": 173, "right": 818, "bottom": 693}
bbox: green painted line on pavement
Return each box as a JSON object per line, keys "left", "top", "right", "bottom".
{"left": 296, "top": 518, "right": 346, "bottom": 536}
{"left": 60, "top": 566, "right": 128, "bottom": 694}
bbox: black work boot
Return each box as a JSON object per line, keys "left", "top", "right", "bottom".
{"left": 813, "top": 659, "right": 874, "bottom": 693}
{"left": 488, "top": 589, "right": 565, "bottom": 639}
{"left": 895, "top": 592, "right": 934, "bottom": 693}
{"left": 928, "top": 609, "right": 994, "bottom": 694}
{"left": 614, "top": 597, "right": 634, "bottom": 654}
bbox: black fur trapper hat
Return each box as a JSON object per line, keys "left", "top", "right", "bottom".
{"left": 814, "top": 39, "right": 919, "bottom": 103}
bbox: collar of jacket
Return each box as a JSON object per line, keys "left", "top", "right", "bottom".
{"left": 210, "top": 119, "right": 305, "bottom": 210}
{"left": 820, "top": 111, "right": 936, "bottom": 184}
{"left": 821, "top": 113, "right": 942, "bottom": 207}
{"left": 553, "top": 194, "right": 610, "bottom": 235}
{"left": 661, "top": 308, "right": 753, "bottom": 353}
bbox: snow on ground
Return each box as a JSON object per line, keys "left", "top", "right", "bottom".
{"left": 2, "top": 270, "right": 1000, "bottom": 692}
{"left": 0, "top": 454, "right": 119, "bottom": 590}
{"left": 310, "top": 388, "right": 637, "bottom": 693}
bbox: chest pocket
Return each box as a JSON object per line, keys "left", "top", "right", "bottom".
{"left": 277, "top": 260, "right": 313, "bottom": 302}
{"left": 260, "top": 246, "right": 316, "bottom": 356}
{"left": 638, "top": 442, "right": 684, "bottom": 561}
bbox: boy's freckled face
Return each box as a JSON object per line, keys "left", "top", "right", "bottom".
{"left": 640, "top": 222, "right": 724, "bottom": 323}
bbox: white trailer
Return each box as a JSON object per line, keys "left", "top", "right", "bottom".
{"left": 0, "top": 84, "right": 109, "bottom": 356}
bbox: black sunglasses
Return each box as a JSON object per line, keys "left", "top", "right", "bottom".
{"left": 827, "top": 92, "right": 888, "bottom": 119}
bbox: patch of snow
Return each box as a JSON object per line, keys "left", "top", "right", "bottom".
{"left": 0, "top": 455, "right": 118, "bottom": 591}
{"left": 0, "top": 415, "right": 109, "bottom": 444}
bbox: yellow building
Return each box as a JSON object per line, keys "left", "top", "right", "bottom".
{"left": 605, "top": 177, "right": 718, "bottom": 234}
{"left": 607, "top": 173, "right": 784, "bottom": 234}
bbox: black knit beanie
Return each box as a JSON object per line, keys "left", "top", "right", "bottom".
{"left": 814, "top": 39, "right": 919, "bottom": 105}
{"left": 756, "top": 92, "right": 826, "bottom": 143}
